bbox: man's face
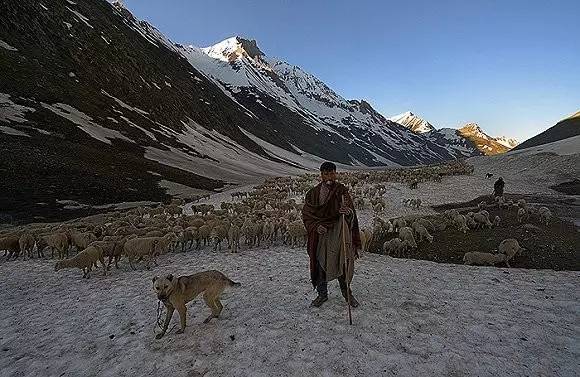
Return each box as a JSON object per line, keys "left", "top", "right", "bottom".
{"left": 320, "top": 170, "right": 337, "bottom": 184}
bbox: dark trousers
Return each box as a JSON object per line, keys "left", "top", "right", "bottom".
{"left": 315, "top": 261, "right": 349, "bottom": 297}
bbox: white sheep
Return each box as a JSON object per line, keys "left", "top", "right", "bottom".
{"left": 19, "top": 233, "right": 36, "bottom": 260}
{"left": 498, "top": 238, "right": 523, "bottom": 261}
{"left": 463, "top": 252, "right": 508, "bottom": 267}
{"left": 123, "top": 237, "right": 161, "bottom": 270}
{"left": 228, "top": 224, "right": 241, "bottom": 253}
{"left": 538, "top": 207, "right": 552, "bottom": 225}
{"left": 392, "top": 217, "right": 407, "bottom": 232}
{"left": 453, "top": 214, "right": 469, "bottom": 233}
{"left": 382, "top": 238, "right": 404, "bottom": 256}
{"left": 517, "top": 208, "right": 528, "bottom": 223}
{"left": 412, "top": 222, "right": 433, "bottom": 243}
{"left": 54, "top": 245, "right": 106, "bottom": 278}
{"left": 398, "top": 227, "right": 417, "bottom": 249}
{"left": 473, "top": 213, "right": 492, "bottom": 229}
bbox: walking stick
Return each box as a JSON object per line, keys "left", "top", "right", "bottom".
{"left": 341, "top": 195, "right": 353, "bottom": 325}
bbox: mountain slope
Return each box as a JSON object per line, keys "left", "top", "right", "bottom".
{"left": 0, "top": 1, "right": 470, "bottom": 223}
{"left": 513, "top": 111, "right": 580, "bottom": 151}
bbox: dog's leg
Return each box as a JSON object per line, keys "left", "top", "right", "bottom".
{"left": 202, "top": 293, "right": 220, "bottom": 323}
{"left": 175, "top": 303, "right": 187, "bottom": 334}
{"left": 100, "top": 256, "right": 106, "bottom": 276}
{"left": 156, "top": 305, "right": 174, "bottom": 339}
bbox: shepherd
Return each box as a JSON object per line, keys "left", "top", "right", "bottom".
{"left": 493, "top": 177, "right": 505, "bottom": 197}
{"left": 302, "top": 161, "right": 362, "bottom": 308}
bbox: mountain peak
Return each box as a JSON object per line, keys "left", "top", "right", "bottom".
{"left": 202, "top": 36, "right": 264, "bottom": 62}
{"left": 388, "top": 111, "right": 435, "bottom": 134}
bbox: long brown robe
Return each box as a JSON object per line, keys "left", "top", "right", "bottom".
{"left": 302, "top": 182, "right": 361, "bottom": 287}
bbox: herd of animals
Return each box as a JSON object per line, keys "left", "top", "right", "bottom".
{"left": 0, "top": 159, "right": 559, "bottom": 278}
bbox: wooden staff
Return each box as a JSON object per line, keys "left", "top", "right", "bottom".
{"left": 341, "top": 195, "right": 353, "bottom": 325}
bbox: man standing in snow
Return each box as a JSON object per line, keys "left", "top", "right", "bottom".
{"left": 302, "top": 162, "right": 362, "bottom": 308}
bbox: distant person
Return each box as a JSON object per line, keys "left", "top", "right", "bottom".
{"left": 493, "top": 177, "right": 505, "bottom": 197}
{"left": 301, "top": 162, "right": 361, "bottom": 308}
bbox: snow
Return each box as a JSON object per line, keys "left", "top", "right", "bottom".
{"left": 0, "top": 93, "right": 36, "bottom": 123}
{"left": 119, "top": 115, "right": 157, "bottom": 140}
{"left": 41, "top": 102, "right": 133, "bottom": 145}
{"left": 495, "top": 136, "right": 519, "bottom": 149}
{"left": 66, "top": 6, "right": 94, "bottom": 29}
{"left": 0, "top": 125, "right": 30, "bottom": 137}
{"left": 388, "top": 111, "right": 435, "bottom": 134}
{"left": 39, "top": 3, "right": 48, "bottom": 10}
{"left": 101, "top": 90, "right": 150, "bottom": 115}
{"left": 101, "top": 35, "right": 111, "bottom": 45}
{"left": 144, "top": 120, "right": 309, "bottom": 183}
{"left": 0, "top": 39, "right": 17, "bottom": 51}
{"left": 1, "top": 246, "right": 577, "bottom": 376}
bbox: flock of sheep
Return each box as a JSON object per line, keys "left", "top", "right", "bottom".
{"left": 0, "top": 159, "right": 556, "bottom": 277}
{"left": 363, "top": 195, "right": 554, "bottom": 267}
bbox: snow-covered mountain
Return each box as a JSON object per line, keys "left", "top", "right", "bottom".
{"left": 457, "top": 123, "right": 511, "bottom": 155}
{"left": 388, "top": 111, "right": 435, "bottom": 133}
{"left": 495, "top": 136, "right": 519, "bottom": 149}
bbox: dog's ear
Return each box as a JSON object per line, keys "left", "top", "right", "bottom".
{"left": 152, "top": 276, "right": 158, "bottom": 283}
{"left": 166, "top": 274, "right": 174, "bottom": 281}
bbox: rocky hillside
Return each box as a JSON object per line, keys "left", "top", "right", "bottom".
{"left": 457, "top": 123, "right": 511, "bottom": 156}
{"left": 513, "top": 111, "right": 580, "bottom": 151}
{"left": 388, "top": 111, "right": 435, "bottom": 133}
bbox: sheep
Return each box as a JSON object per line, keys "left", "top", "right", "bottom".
{"left": 19, "top": 233, "right": 36, "bottom": 260}
{"left": 123, "top": 237, "right": 161, "bottom": 270}
{"left": 453, "top": 214, "right": 469, "bottom": 233}
{"left": 227, "top": 224, "right": 241, "bottom": 253}
{"left": 177, "top": 226, "right": 198, "bottom": 251}
{"left": 398, "top": 227, "right": 417, "bottom": 249}
{"left": 360, "top": 228, "right": 372, "bottom": 253}
{"left": 517, "top": 208, "right": 528, "bottom": 223}
{"left": 0, "top": 235, "right": 20, "bottom": 260}
{"left": 411, "top": 222, "right": 433, "bottom": 243}
{"left": 383, "top": 238, "right": 405, "bottom": 256}
{"left": 538, "top": 207, "right": 552, "bottom": 225}
{"left": 287, "top": 220, "right": 307, "bottom": 248}
{"left": 210, "top": 225, "right": 228, "bottom": 251}
{"left": 54, "top": 245, "right": 106, "bottom": 278}
{"left": 517, "top": 199, "right": 527, "bottom": 209}
{"left": 392, "top": 217, "right": 407, "bottom": 232}
{"left": 478, "top": 201, "right": 486, "bottom": 210}
{"left": 493, "top": 215, "right": 501, "bottom": 227}
{"left": 463, "top": 252, "right": 508, "bottom": 267}
{"left": 41, "top": 233, "right": 70, "bottom": 259}
{"left": 498, "top": 238, "right": 523, "bottom": 261}
{"left": 70, "top": 232, "right": 97, "bottom": 254}
{"left": 155, "top": 233, "right": 177, "bottom": 255}
{"left": 473, "top": 213, "right": 492, "bottom": 229}
{"left": 90, "top": 237, "right": 128, "bottom": 270}
{"left": 198, "top": 224, "right": 212, "bottom": 247}
{"left": 415, "top": 218, "right": 435, "bottom": 234}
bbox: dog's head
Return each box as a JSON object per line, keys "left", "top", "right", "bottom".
{"left": 152, "top": 274, "right": 176, "bottom": 301}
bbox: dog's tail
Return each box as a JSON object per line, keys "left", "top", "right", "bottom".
{"left": 227, "top": 278, "right": 241, "bottom": 287}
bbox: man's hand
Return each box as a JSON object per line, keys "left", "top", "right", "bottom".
{"left": 317, "top": 225, "right": 327, "bottom": 234}
{"left": 339, "top": 206, "right": 353, "bottom": 215}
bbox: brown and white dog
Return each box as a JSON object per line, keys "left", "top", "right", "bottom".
{"left": 152, "top": 270, "right": 240, "bottom": 339}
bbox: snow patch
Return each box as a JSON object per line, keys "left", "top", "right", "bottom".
{"left": 0, "top": 125, "right": 30, "bottom": 137}
{"left": 66, "top": 7, "right": 94, "bottom": 29}
{"left": 101, "top": 90, "right": 150, "bottom": 115}
{"left": 41, "top": 102, "right": 133, "bottom": 145}
{"left": 0, "top": 93, "right": 36, "bottom": 123}
{"left": 0, "top": 40, "right": 17, "bottom": 51}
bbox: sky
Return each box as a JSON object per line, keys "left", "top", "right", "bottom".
{"left": 122, "top": 0, "right": 580, "bottom": 141}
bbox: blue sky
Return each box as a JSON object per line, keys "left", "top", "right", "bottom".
{"left": 123, "top": 0, "right": 580, "bottom": 141}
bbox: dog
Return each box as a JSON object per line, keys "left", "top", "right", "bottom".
{"left": 152, "top": 270, "right": 240, "bottom": 339}
{"left": 485, "top": 173, "right": 493, "bottom": 179}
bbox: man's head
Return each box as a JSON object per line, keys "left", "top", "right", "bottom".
{"left": 320, "top": 161, "right": 337, "bottom": 185}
